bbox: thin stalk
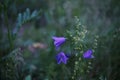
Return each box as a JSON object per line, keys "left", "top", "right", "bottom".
{"left": 5, "top": 9, "right": 14, "bottom": 51}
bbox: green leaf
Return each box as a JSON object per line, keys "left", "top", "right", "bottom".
{"left": 23, "top": 11, "right": 27, "bottom": 22}
{"left": 26, "top": 8, "right": 30, "bottom": 19}
{"left": 25, "top": 75, "right": 31, "bottom": 80}
{"left": 13, "top": 8, "right": 41, "bottom": 40}
{"left": 31, "top": 10, "right": 38, "bottom": 18}
{"left": 18, "top": 13, "right": 22, "bottom": 26}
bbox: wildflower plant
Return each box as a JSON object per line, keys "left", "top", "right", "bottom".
{"left": 52, "top": 16, "right": 98, "bottom": 80}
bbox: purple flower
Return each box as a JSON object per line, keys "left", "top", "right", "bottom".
{"left": 52, "top": 36, "right": 66, "bottom": 48}
{"left": 83, "top": 50, "right": 94, "bottom": 59}
{"left": 56, "top": 52, "right": 68, "bottom": 64}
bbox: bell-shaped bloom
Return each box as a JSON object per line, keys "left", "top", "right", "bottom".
{"left": 52, "top": 36, "right": 66, "bottom": 48}
{"left": 83, "top": 50, "right": 94, "bottom": 59}
{"left": 56, "top": 52, "right": 68, "bottom": 64}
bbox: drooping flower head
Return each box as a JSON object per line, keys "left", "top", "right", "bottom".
{"left": 52, "top": 36, "right": 66, "bottom": 48}
{"left": 56, "top": 52, "right": 68, "bottom": 64}
{"left": 83, "top": 49, "right": 94, "bottom": 59}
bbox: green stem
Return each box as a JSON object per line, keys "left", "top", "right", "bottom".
{"left": 5, "top": 9, "right": 13, "bottom": 51}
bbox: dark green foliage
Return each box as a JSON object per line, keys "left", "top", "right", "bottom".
{"left": 0, "top": 58, "right": 16, "bottom": 80}
{"left": 0, "top": 0, "right": 120, "bottom": 80}
{"left": 0, "top": 3, "right": 40, "bottom": 79}
{"left": 13, "top": 8, "right": 41, "bottom": 39}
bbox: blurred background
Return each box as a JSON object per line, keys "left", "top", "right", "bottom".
{"left": 0, "top": 0, "right": 120, "bottom": 80}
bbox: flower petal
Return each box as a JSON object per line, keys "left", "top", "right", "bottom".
{"left": 52, "top": 36, "right": 66, "bottom": 48}
{"left": 83, "top": 49, "right": 93, "bottom": 59}
{"left": 56, "top": 52, "right": 68, "bottom": 64}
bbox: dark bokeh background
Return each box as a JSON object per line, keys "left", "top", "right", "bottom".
{"left": 0, "top": 0, "right": 120, "bottom": 80}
